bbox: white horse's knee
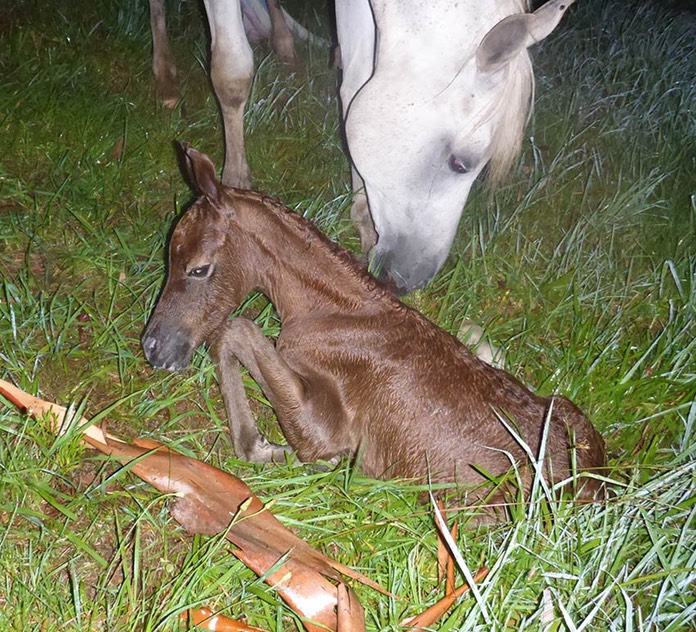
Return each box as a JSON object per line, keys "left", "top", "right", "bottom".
{"left": 350, "top": 192, "right": 376, "bottom": 253}
{"left": 458, "top": 319, "right": 506, "bottom": 369}
{"left": 209, "top": 46, "right": 253, "bottom": 188}
{"left": 209, "top": 39, "right": 253, "bottom": 107}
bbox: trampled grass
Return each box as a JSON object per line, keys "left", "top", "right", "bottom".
{"left": 0, "top": 0, "right": 694, "bottom": 629}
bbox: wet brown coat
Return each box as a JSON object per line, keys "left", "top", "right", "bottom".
{"left": 142, "top": 145, "right": 606, "bottom": 511}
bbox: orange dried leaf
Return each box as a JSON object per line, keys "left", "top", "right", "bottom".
{"left": 336, "top": 583, "right": 366, "bottom": 632}
{"left": 179, "top": 607, "right": 268, "bottom": 631}
{"left": 0, "top": 380, "right": 385, "bottom": 632}
{"left": 435, "top": 501, "right": 447, "bottom": 586}
{"left": 436, "top": 532, "right": 448, "bottom": 585}
{"left": 446, "top": 521, "right": 458, "bottom": 596}
{"left": 0, "top": 378, "right": 111, "bottom": 444}
{"left": 435, "top": 501, "right": 458, "bottom": 595}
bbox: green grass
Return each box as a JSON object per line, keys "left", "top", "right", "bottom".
{"left": 1, "top": 0, "right": 694, "bottom": 629}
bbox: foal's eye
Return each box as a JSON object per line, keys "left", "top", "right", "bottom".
{"left": 448, "top": 154, "right": 472, "bottom": 174}
{"left": 188, "top": 264, "right": 211, "bottom": 278}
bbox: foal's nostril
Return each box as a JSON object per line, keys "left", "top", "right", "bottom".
{"left": 142, "top": 335, "right": 160, "bottom": 363}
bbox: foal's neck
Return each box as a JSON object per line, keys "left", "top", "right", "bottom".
{"left": 236, "top": 192, "right": 390, "bottom": 319}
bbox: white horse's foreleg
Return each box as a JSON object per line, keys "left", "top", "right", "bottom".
{"left": 349, "top": 172, "right": 377, "bottom": 254}
{"left": 149, "top": 0, "right": 180, "bottom": 108}
{"left": 203, "top": 0, "right": 253, "bottom": 188}
{"left": 336, "top": 0, "right": 379, "bottom": 255}
{"left": 266, "top": 0, "right": 299, "bottom": 68}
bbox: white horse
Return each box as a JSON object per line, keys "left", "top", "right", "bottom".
{"left": 149, "top": 0, "right": 575, "bottom": 292}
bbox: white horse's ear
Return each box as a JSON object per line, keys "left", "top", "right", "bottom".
{"left": 178, "top": 141, "right": 222, "bottom": 203}
{"left": 477, "top": 0, "right": 575, "bottom": 74}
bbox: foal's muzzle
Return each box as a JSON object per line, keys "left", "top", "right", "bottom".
{"left": 142, "top": 325, "right": 194, "bottom": 371}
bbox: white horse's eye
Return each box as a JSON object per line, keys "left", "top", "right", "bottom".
{"left": 188, "top": 264, "right": 211, "bottom": 278}
{"left": 448, "top": 155, "right": 472, "bottom": 174}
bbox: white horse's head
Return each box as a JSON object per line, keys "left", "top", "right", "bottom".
{"left": 339, "top": 0, "right": 575, "bottom": 292}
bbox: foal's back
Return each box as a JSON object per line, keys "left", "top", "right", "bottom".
{"left": 277, "top": 278, "right": 605, "bottom": 500}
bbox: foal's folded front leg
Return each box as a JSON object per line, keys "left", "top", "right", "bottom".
{"left": 209, "top": 318, "right": 305, "bottom": 463}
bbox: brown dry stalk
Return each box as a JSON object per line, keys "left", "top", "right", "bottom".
{"left": 400, "top": 566, "right": 489, "bottom": 628}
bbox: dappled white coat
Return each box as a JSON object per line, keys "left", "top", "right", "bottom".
{"left": 336, "top": 0, "right": 575, "bottom": 291}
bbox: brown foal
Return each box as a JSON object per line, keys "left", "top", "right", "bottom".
{"left": 142, "top": 144, "right": 606, "bottom": 515}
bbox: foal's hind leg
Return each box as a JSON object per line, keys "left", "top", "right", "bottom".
{"left": 210, "top": 318, "right": 306, "bottom": 462}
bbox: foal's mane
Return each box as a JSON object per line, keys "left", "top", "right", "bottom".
{"left": 236, "top": 188, "right": 401, "bottom": 303}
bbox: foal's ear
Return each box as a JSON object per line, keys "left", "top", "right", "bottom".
{"left": 177, "top": 141, "right": 222, "bottom": 203}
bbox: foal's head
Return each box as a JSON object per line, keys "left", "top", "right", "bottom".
{"left": 142, "top": 145, "right": 249, "bottom": 370}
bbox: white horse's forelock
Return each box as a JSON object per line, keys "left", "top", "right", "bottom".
{"left": 486, "top": 51, "right": 534, "bottom": 188}
{"left": 481, "top": 0, "right": 533, "bottom": 188}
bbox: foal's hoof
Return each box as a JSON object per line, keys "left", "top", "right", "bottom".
{"left": 310, "top": 455, "right": 343, "bottom": 473}
{"left": 244, "top": 440, "right": 292, "bottom": 464}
